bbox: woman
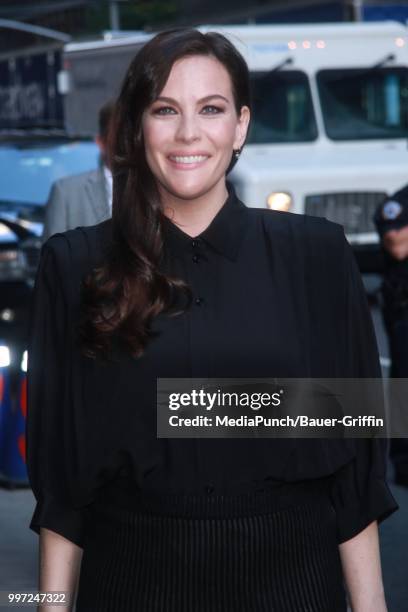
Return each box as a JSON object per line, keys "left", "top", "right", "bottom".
{"left": 27, "top": 29, "right": 398, "bottom": 611}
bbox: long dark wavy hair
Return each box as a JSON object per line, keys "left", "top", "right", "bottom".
{"left": 78, "top": 28, "right": 251, "bottom": 362}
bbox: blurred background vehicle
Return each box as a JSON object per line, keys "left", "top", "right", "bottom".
{"left": 0, "top": 132, "right": 99, "bottom": 388}
{"left": 225, "top": 22, "right": 408, "bottom": 274}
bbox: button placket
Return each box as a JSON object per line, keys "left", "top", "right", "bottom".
{"left": 187, "top": 238, "right": 216, "bottom": 487}
{"left": 190, "top": 238, "right": 206, "bottom": 311}
{"left": 186, "top": 238, "right": 210, "bottom": 485}
{"left": 191, "top": 239, "right": 201, "bottom": 264}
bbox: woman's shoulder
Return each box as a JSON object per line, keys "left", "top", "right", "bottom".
{"left": 42, "top": 218, "right": 112, "bottom": 275}
{"left": 248, "top": 207, "right": 346, "bottom": 256}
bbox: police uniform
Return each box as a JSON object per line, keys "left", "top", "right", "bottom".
{"left": 374, "top": 185, "right": 408, "bottom": 485}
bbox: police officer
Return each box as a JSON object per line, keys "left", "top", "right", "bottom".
{"left": 374, "top": 186, "right": 408, "bottom": 487}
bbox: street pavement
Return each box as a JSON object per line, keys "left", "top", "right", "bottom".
{"left": 0, "top": 291, "right": 407, "bottom": 611}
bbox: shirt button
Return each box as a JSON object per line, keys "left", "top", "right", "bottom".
{"left": 195, "top": 297, "right": 204, "bottom": 306}
{"left": 192, "top": 239, "right": 200, "bottom": 248}
{"left": 205, "top": 485, "right": 215, "bottom": 495}
{"left": 192, "top": 254, "right": 200, "bottom": 263}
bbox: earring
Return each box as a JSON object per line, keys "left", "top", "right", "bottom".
{"left": 233, "top": 148, "right": 241, "bottom": 160}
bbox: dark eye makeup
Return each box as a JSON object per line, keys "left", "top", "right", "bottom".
{"left": 151, "top": 104, "right": 225, "bottom": 115}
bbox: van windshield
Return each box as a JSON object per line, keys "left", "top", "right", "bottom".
{"left": 247, "top": 70, "right": 318, "bottom": 143}
{"left": 317, "top": 67, "right": 408, "bottom": 140}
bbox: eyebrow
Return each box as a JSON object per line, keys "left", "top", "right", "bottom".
{"left": 154, "top": 94, "right": 230, "bottom": 105}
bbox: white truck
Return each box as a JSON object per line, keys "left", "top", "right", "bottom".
{"left": 208, "top": 22, "right": 408, "bottom": 270}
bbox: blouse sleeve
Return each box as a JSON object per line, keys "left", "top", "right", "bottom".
{"left": 26, "top": 236, "right": 88, "bottom": 547}
{"left": 329, "top": 234, "right": 398, "bottom": 544}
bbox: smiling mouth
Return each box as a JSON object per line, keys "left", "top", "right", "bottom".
{"left": 168, "top": 155, "right": 209, "bottom": 164}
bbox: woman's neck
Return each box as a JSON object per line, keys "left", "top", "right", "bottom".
{"left": 161, "top": 181, "right": 229, "bottom": 238}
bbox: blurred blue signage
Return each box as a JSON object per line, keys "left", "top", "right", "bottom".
{"left": 0, "top": 49, "right": 64, "bottom": 129}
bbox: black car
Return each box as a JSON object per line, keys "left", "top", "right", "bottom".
{"left": 0, "top": 131, "right": 99, "bottom": 383}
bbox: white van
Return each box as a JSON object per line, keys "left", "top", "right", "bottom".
{"left": 198, "top": 22, "right": 408, "bottom": 267}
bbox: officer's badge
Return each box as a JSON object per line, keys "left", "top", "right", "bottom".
{"left": 382, "top": 200, "right": 403, "bottom": 220}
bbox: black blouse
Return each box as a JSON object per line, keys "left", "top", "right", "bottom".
{"left": 26, "top": 185, "right": 398, "bottom": 548}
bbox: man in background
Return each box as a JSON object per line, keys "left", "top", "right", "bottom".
{"left": 374, "top": 187, "right": 408, "bottom": 487}
{"left": 41, "top": 100, "right": 114, "bottom": 242}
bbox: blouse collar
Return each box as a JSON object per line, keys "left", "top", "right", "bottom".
{"left": 162, "top": 182, "right": 249, "bottom": 262}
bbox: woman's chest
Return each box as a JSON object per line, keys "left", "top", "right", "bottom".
{"left": 79, "top": 236, "right": 342, "bottom": 397}
{"left": 138, "top": 247, "right": 325, "bottom": 379}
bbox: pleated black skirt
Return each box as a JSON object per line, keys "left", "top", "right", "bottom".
{"left": 76, "top": 481, "right": 348, "bottom": 612}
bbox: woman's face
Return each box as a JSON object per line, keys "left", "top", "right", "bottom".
{"left": 142, "top": 54, "right": 250, "bottom": 205}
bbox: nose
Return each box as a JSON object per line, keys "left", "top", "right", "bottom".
{"left": 175, "top": 112, "right": 200, "bottom": 143}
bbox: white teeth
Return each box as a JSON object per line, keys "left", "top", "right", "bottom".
{"left": 170, "top": 155, "right": 208, "bottom": 164}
